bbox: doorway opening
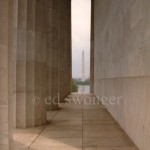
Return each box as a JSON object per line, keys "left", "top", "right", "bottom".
{"left": 71, "top": 0, "right": 91, "bottom": 93}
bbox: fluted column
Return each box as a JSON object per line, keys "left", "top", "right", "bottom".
{"left": 58, "top": 0, "right": 64, "bottom": 102}
{"left": 34, "top": 0, "right": 47, "bottom": 126}
{"left": 90, "top": 0, "right": 94, "bottom": 93}
{"left": 46, "top": 0, "right": 59, "bottom": 110}
{"left": 58, "top": 0, "right": 72, "bottom": 102}
{"left": 65, "top": 0, "right": 72, "bottom": 98}
{"left": 46, "top": 0, "right": 72, "bottom": 107}
{"left": 15, "top": 0, "right": 47, "bottom": 128}
{"left": 0, "top": 0, "right": 13, "bottom": 149}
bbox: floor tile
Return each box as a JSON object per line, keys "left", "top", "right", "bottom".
{"left": 44, "top": 125, "right": 82, "bottom": 131}
{"left": 83, "top": 130, "right": 125, "bottom": 138}
{"left": 14, "top": 94, "right": 138, "bottom": 150}
{"left": 41, "top": 131, "right": 82, "bottom": 138}
{"left": 30, "top": 146, "right": 82, "bottom": 150}
{"left": 83, "top": 125, "right": 121, "bottom": 131}
{"left": 83, "top": 147, "right": 139, "bottom": 150}
{"left": 51, "top": 120, "right": 82, "bottom": 126}
{"left": 83, "top": 137, "right": 133, "bottom": 147}
{"left": 32, "top": 137, "right": 82, "bottom": 147}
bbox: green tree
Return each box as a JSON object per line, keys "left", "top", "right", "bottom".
{"left": 71, "top": 80, "right": 78, "bottom": 92}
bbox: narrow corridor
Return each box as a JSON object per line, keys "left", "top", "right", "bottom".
{"left": 14, "top": 94, "right": 138, "bottom": 150}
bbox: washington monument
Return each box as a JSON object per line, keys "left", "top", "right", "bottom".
{"left": 81, "top": 50, "right": 85, "bottom": 81}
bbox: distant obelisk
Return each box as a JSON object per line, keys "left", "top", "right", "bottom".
{"left": 81, "top": 50, "right": 85, "bottom": 82}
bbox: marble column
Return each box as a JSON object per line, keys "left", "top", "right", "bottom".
{"left": 58, "top": 0, "right": 65, "bottom": 102}
{"left": 90, "top": 0, "right": 94, "bottom": 93}
{"left": 67, "top": 0, "right": 72, "bottom": 98}
{"left": 15, "top": 0, "right": 47, "bottom": 128}
{"left": 58, "top": 0, "right": 72, "bottom": 102}
{"left": 0, "top": 0, "right": 13, "bottom": 149}
{"left": 65, "top": 0, "right": 72, "bottom": 98}
{"left": 47, "top": 0, "right": 59, "bottom": 110}
{"left": 34, "top": 0, "right": 47, "bottom": 126}
{"left": 46, "top": 0, "right": 71, "bottom": 108}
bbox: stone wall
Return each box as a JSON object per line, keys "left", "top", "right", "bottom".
{"left": 94, "top": 0, "right": 150, "bottom": 150}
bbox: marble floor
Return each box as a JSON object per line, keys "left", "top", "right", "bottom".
{"left": 14, "top": 93, "right": 139, "bottom": 150}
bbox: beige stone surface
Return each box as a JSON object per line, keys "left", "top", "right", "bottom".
{"left": 15, "top": 0, "right": 48, "bottom": 128}
{"left": 90, "top": 0, "right": 94, "bottom": 93}
{"left": 1, "top": 0, "right": 71, "bottom": 148}
{"left": 94, "top": 0, "right": 150, "bottom": 150}
{"left": 46, "top": 0, "right": 71, "bottom": 109}
{"left": 58, "top": 0, "right": 72, "bottom": 102}
{"left": 0, "top": 0, "right": 13, "bottom": 149}
{"left": 13, "top": 94, "right": 138, "bottom": 150}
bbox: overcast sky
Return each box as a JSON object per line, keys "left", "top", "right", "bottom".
{"left": 72, "top": 0, "right": 91, "bottom": 78}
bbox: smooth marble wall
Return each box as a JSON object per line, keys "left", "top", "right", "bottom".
{"left": 94, "top": 0, "right": 150, "bottom": 150}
